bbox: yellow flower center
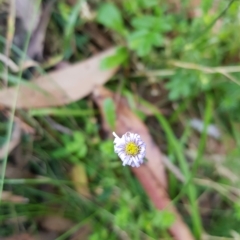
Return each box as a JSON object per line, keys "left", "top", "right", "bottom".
{"left": 125, "top": 142, "right": 139, "bottom": 156}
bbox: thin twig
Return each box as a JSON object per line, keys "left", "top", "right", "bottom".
{"left": 0, "top": 53, "right": 19, "bottom": 72}
{"left": 162, "top": 155, "right": 185, "bottom": 183}
{"left": 169, "top": 60, "right": 240, "bottom": 86}
{"left": 46, "top": 116, "right": 73, "bottom": 135}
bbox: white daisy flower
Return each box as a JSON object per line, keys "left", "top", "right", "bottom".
{"left": 112, "top": 132, "right": 146, "bottom": 167}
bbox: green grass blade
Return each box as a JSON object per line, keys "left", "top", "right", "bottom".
{"left": 29, "top": 108, "right": 94, "bottom": 117}
{"left": 0, "top": 0, "right": 42, "bottom": 203}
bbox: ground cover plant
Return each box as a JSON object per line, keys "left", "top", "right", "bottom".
{"left": 0, "top": 0, "right": 240, "bottom": 239}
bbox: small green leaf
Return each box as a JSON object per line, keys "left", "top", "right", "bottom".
{"left": 201, "top": 0, "right": 213, "bottom": 13}
{"left": 77, "top": 144, "right": 88, "bottom": 158}
{"left": 131, "top": 16, "right": 158, "bottom": 30}
{"left": 58, "top": 2, "right": 71, "bottom": 21}
{"left": 97, "top": 3, "right": 125, "bottom": 35}
{"left": 73, "top": 132, "right": 85, "bottom": 144}
{"left": 152, "top": 211, "right": 175, "bottom": 229}
{"left": 63, "top": 0, "right": 83, "bottom": 58}
{"left": 131, "top": 15, "right": 171, "bottom": 32}
{"left": 101, "top": 47, "right": 129, "bottom": 70}
{"left": 103, "top": 98, "right": 116, "bottom": 130}
{"left": 123, "top": 0, "right": 139, "bottom": 13}
{"left": 128, "top": 30, "right": 163, "bottom": 56}
{"left": 52, "top": 148, "right": 69, "bottom": 158}
{"left": 139, "top": 0, "right": 158, "bottom": 8}
{"left": 123, "top": 0, "right": 158, "bottom": 13}
{"left": 66, "top": 142, "right": 79, "bottom": 153}
{"left": 100, "top": 140, "right": 118, "bottom": 159}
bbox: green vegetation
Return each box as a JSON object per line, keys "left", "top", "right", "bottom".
{"left": 1, "top": 0, "right": 240, "bottom": 239}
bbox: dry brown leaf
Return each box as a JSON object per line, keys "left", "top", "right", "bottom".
{"left": 20, "top": 60, "right": 39, "bottom": 71}
{"left": 13, "top": 116, "right": 35, "bottom": 134}
{"left": 92, "top": 86, "right": 194, "bottom": 240}
{"left": 0, "top": 122, "right": 21, "bottom": 159}
{"left": 71, "top": 163, "right": 91, "bottom": 198}
{"left": 133, "top": 167, "right": 194, "bottom": 240}
{"left": 40, "top": 215, "right": 74, "bottom": 233}
{"left": 0, "top": 48, "right": 117, "bottom": 109}
{"left": 4, "top": 111, "right": 35, "bottom": 134}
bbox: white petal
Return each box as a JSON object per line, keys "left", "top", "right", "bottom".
{"left": 134, "top": 134, "right": 140, "bottom": 141}
{"left": 133, "top": 156, "right": 140, "bottom": 167}
{"left": 126, "top": 157, "right": 132, "bottom": 166}
{"left": 114, "top": 138, "right": 120, "bottom": 144}
{"left": 124, "top": 132, "right": 132, "bottom": 142}
{"left": 139, "top": 151, "right": 145, "bottom": 158}
{"left": 130, "top": 133, "right": 137, "bottom": 142}
{"left": 138, "top": 153, "right": 145, "bottom": 160}
{"left": 122, "top": 158, "right": 128, "bottom": 166}
{"left": 114, "top": 143, "right": 124, "bottom": 151}
{"left": 123, "top": 156, "right": 131, "bottom": 165}
{"left": 119, "top": 152, "right": 127, "bottom": 161}
{"left": 114, "top": 137, "right": 124, "bottom": 146}
{"left": 139, "top": 147, "right": 145, "bottom": 153}
{"left": 112, "top": 132, "right": 119, "bottom": 138}
{"left": 138, "top": 156, "right": 144, "bottom": 164}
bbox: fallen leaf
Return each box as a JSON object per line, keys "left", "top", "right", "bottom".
{"left": 4, "top": 111, "right": 35, "bottom": 134}
{"left": 0, "top": 48, "right": 117, "bottom": 109}
{"left": 92, "top": 86, "right": 194, "bottom": 240}
{"left": 13, "top": 116, "right": 35, "bottom": 134}
{"left": 20, "top": 60, "right": 39, "bottom": 71}
{"left": 0, "top": 122, "right": 21, "bottom": 159}
{"left": 70, "top": 163, "right": 91, "bottom": 197}
{"left": 40, "top": 215, "right": 74, "bottom": 233}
